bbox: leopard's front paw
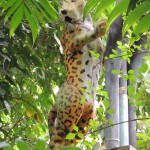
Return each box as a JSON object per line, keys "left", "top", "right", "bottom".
{"left": 94, "top": 18, "right": 106, "bottom": 38}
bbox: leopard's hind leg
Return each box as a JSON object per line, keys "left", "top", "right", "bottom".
{"left": 49, "top": 85, "right": 84, "bottom": 149}
{"left": 76, "top": 107, "right": 96, "bottom": 136}
{"left": 65, "top": 104, "right": 96, "bottom": 145}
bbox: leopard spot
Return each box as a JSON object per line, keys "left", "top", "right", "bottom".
{"left": 82, "top": 119, "right": 86, "bottom": 123}
{"left": 78, "top": 78, "right": 83, "bottom": 82}
{"left": 72, "top": 66, "right": 77, "bottom": 70}
{"left": 80, "top": 69, "right": 85, "bottom": 74}
{"left": 87, "top": 74, "right": 92, "bottom": 79}
{"left": 85, "top": 60, "right": 89, "bottom": 65}
{"left": 57, "top": 132, "right": 64, "bottom": 137}
{"left": 54, "top": 140, "right": 62, "bottom": 143}
{"left": 76, "top": 60, "right": 82, "bottom": 65}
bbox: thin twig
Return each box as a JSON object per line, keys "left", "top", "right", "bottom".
{"left": 90, "top": 117, "right": 150, "bottom": 134}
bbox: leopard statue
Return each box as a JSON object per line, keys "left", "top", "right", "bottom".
{"left": 48, "top": 0, "right": 106, "bottom": 149}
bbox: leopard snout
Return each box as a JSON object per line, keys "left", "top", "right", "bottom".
{"left": 61, "top": 10, "right": 68, "bottom": 15}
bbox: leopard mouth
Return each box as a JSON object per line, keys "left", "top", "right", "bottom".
{"left": 65, "top": 16, "right": 73, "bottom": 23}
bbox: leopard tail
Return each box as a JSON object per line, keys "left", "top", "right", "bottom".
{"left": 48, "top": 105, "right": 57, "bottom": 138}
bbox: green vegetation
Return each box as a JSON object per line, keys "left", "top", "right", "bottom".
{"left": 0, "top": 0, "right": 150, "bottom": 149}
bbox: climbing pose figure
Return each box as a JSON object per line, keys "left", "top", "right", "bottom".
{"left": 48, "top": 0, "right": 106, "bottom": 149}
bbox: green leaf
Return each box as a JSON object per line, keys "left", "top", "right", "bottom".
{"left": 78, "top": 132, "right": 84, "bottom": 139}
{"left": 136, "top": 133, "right": 150, "bottom": 140}
{"left": 66, "top": 133, "right": 76, "bottom": 140}
{"left": 111, "top": 70, "right": 119, "bottom": 75}
{"left": 34, "top": 140, "right": 46, "bottom": 150}
{"left": 36, "top": 110, "right": 44, "bottom": 123}
{"left": 22, "top": 94, "right": 36, "bottom": 117}
{"left": 128, "top": 70, "right": 134, "bottom": 74}
{"left": 107, "top": 108, "right": 114, "bottom": 114}
{"left": 25, "top": 0, "right": 40, "bottom": 31}
{"left": 4, "top": 0, "right": 23, "bottom": 22}
{"left": 9, "top": 2, "right": 24, "bottom": 36}
{"left": 1, "top": 0, "right": 17, "bottom": 12}
{"left": 138, "top": 62, "right": 148, "bottom": 73}
{"left": 89, "top": 50, "right": 100, "bottom": 60}
{"left": 24, "top": 6, "right": 38, "bottom": 43}
{"left": 26, "top": 0, "right": 46, "bottom": 27}
{"left": 109, "top": 54, "right": 116, "bottom": 59}
{"left": 22, "top": 94, "right": 44, "bottom": 123}
{"left": 107, "top": 0, "right": 130, "bottom": 30}
{"left": 112, "top": 49, "right": 118, "bottom": 55}
{"left": 95, "top": 0, "right": 115, "bottom": 20}
{"left": 1, "top": 114, "right": 9, "bottom": 123}
{"left": 144, "top": 56, "right": 150, "bottom": 61}
{"left": 84, "top": 0, "right": 99, "bottom": 19}
{"left": 103, "top": 99, "right": 110, "bottom": 109}
{"left": 31, "top": 0, "right": 52, "bottom": 22}
{"left": 17, "top": 141, "right": 28, "bottom": 150}
{"left": 30, "top": 55, "right": 43, "bottom": 67}
{"left": 52, "top": 0, "right": 61, "bottom": 7}
{"left": 73, "top": 125, "right": 79, "bottom": 132}
{"left": 38, "top": 0, "right": 58, "bottom": 21}
{"left": 123, "top": 1, "right": 150, "bottom": 35}
{"left": 130, "top": 12, "right": 150, "bottom": 44}
{"left": 97, "top": 107, "right": 104, "bottom": 114}
{"left": 59, "top": 146, "right": 81, "bottom": 150}
{"left": 22, "top": 46, "right": 32, "bottom": 57}
{"left": 80, "top": 96, "right": 85, "bottom": 104}
{"left": 137, "top": 139, "right": 146, "bottom": 148}
{"left": 128, "top": 85, "right": 135, "bottom": 95}
{"left": 0, "top": 0, "right": 5, "bottom": 5}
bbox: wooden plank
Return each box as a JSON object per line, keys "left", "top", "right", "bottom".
{"left": 104, "top": 145, "right": 137, "bottom": 150}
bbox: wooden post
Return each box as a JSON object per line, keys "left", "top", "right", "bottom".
{"left": 104, "top": 145, "right": 137, "bottom": 150}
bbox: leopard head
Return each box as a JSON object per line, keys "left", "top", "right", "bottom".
{"left": 59, "top": 0, "right": 86, "bottom": 24}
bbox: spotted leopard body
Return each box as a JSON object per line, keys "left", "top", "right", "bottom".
{"left": 48, "top": 0, "right": 106, "bottom": 149}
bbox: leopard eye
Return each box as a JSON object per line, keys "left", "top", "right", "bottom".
{"left": 71, "top": 0, "right": 77, "bottom": 2}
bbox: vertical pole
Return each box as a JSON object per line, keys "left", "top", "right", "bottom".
{"left": 105, "top": 58, "right": 121, "bottom": 148}
{"left": 128, "top": 35, "right": 148, "bottom": 147}
{"left": 105, "top": 15, "right": 123, "bottom": 148}
{"left": 119, "top": 60, "right": 129, "bottom": 146}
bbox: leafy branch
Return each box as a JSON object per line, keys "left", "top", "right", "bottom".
{"left": 0, "top": 0, "right": 58, "bottom": 43}
{"left": 3, "top": 98, "right": 41, "bottom": 141}
{"left": 91, "top": 117, "right": 150, "bottom": 134}
{"left": 85, "top": 0, "right": 150, "bottom": 44}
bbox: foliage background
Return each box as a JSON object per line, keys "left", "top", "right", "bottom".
{"left": 0, "top": 0, "right": 150, "bottom": 149}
